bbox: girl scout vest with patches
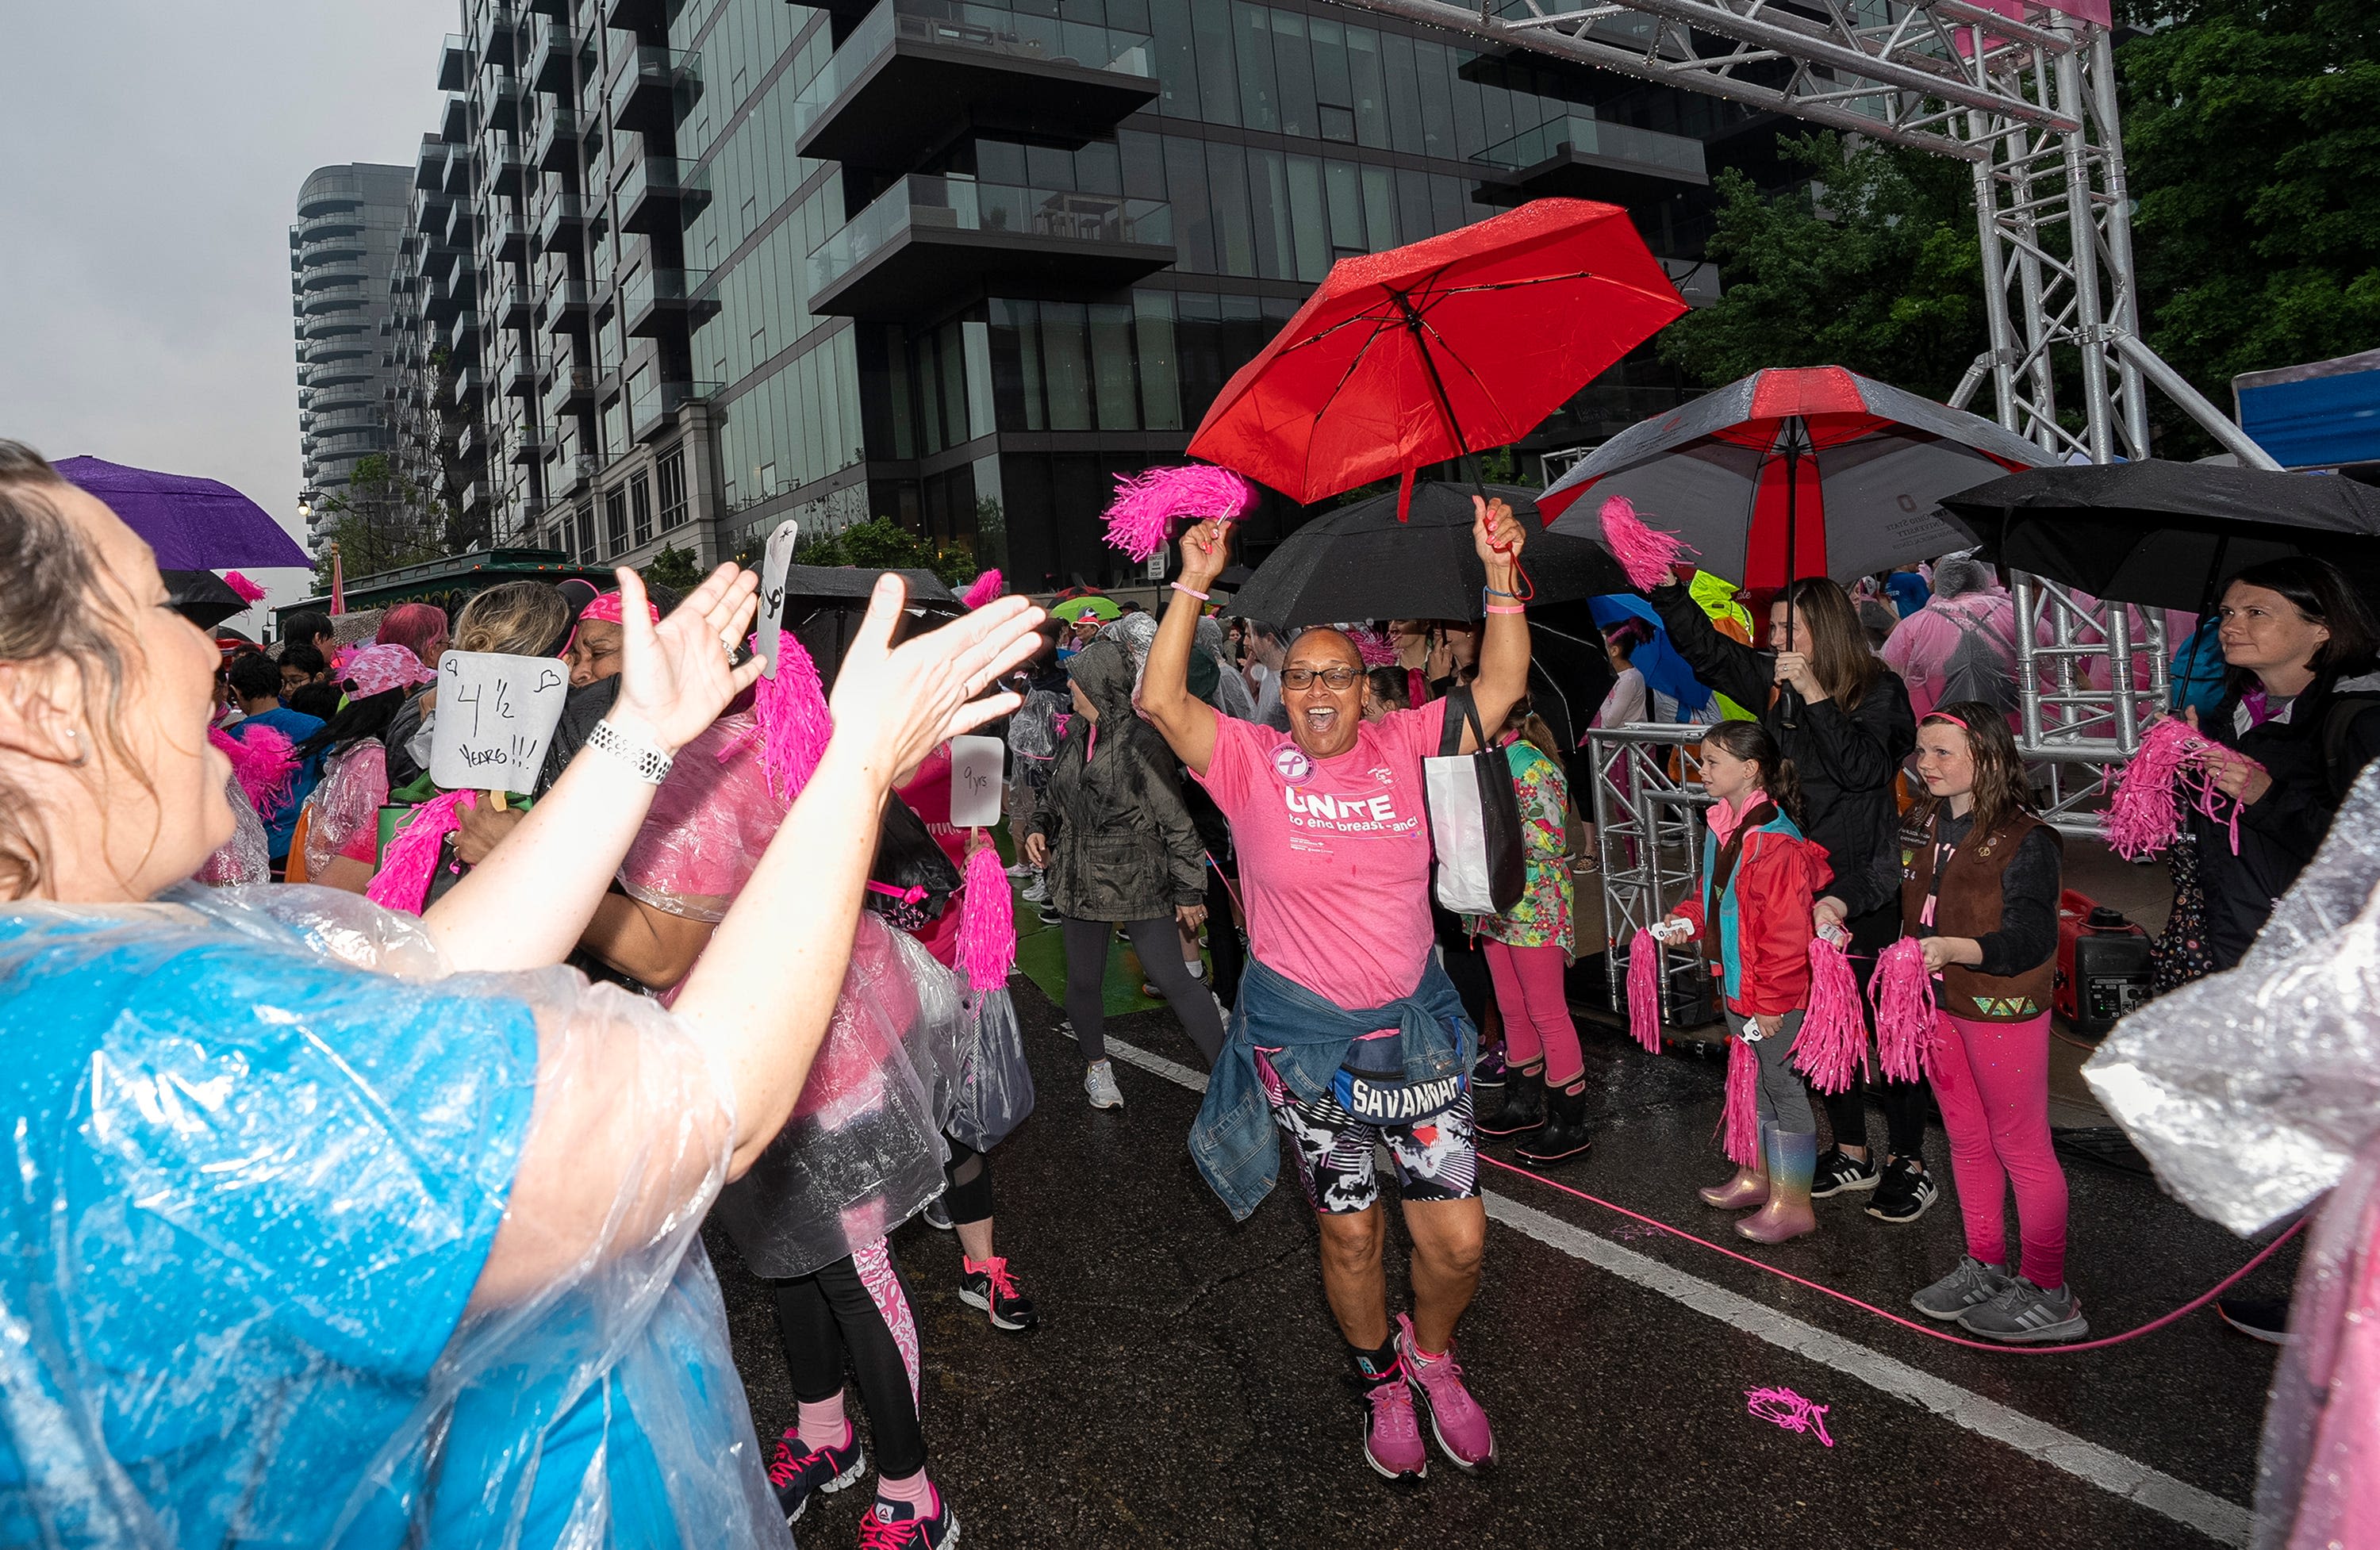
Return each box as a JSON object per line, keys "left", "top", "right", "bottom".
{"left": 1900, "top": 810, "right": 2057, "bottom": 1022}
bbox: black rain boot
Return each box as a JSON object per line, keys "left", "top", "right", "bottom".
{"left": 1514, "top": 1074, "right": 1591, "bottom": 1164}
{"left": 1476, "top": 1061, "right": 1546, "bottom": 1138}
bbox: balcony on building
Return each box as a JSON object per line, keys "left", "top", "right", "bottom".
{"left": 533, "top": 106, "right": 589, "bottom": 171}
{"left": 441, "top": 91, "right": 471, "bottom": 144}
{"left": 302, "top": 313, "right": 371, "bottom": 343}
{"left": 1468, "top": 113, "right": 1708, "bottom": 205}
{"left": 450, "top": 316, "right": 482, "bottom": 366}
{"left": 617, "top": 153, "right": 712, "bottom": 233}
{"left": 530, "top": 17, "right": 584, "bottom": 91}
{"left": 300, "top": 205, "right": 367, "bottom": 243}
{"left": 794, "top": 0, "right": 1155, "bottom": 173}
{"left": 628, "top": 378, "right": 722, "bottom": 443}
{"left": 536, "top": 191, "right": 587, "bottom": 251}
{"left": 543, "top": 363, "right": 598, "bottom": 421}
{"left": 544, "top": 278, "right": 592, "bottom": 330}
{"left": 443, "top": 140, "right": 476, "bottom": 198}
{"left": 808, "top": 175, "right": 1173, "bottom": 320}
{"left": 297, "top": 171, "right": 365, "bottom": 219}
{"left": 475, "top": 68, "right": 524, "bottom": 126}
{"left": 495, "top": 281, "right": 538, "bottom": 328}
{"left": 623, "top": 267, "right": 718, "bottom": 336}
{"left": 439, "top": 33, "right": 472, "bottom": 92}
{"left": 300, "top": 268, "right": 370, "bottom": 301}
{"left": 502, "top": 347, "right": 549, "bottom": 397}
{"left": 484, "top": 134, "right": 530, "bottom": 197}
{"left": 462, "top": 478, "right": 489, "bottom": 513}
{"left": 488, "top": 207, "right": 532, "bottom": 263}
{"left": 602, "top": 0, "right": 674, "bottom": 37}
{"left": 605, "top": 46, "right": 697, "bottom": 136}
{"left": 443, "top": 198, "right": 475, "bottom": 249}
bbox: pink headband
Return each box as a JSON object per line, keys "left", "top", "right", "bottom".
{"left": 340, "top": 643, "right": 436, "bottom": 699}
{"left": 562, "top": 589, "right": 662, "bottom": 657}
{"left": 1924, "top": 712, "right": 1971, "bottom": 730}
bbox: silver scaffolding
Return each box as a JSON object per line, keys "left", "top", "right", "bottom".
{"left": 1585, "top": 724, "right": 1712, "bottom": 1026}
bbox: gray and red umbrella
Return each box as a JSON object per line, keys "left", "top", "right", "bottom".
{"left": 1537, "top": 366, "right": 2052, "bottom": 586}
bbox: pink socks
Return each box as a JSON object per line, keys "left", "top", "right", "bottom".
{"left": 876, "top": 1466, "right": 939, "bottom": 1514}
{"left": 797, "top": 1392, "right": 848, "bottom": 1452}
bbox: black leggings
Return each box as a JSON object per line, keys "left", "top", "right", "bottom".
{"left": 1818, "top": 905, "right": 1928, "bottom": 1158}
{"left": 1061, "top": 915, "right": 1227, "bottom": 1065}
{"left": 944, "top": 1134, "right": 993, "bottom": 1226}
{"left": 770, "top": 1248, "right": 925, "bottom": 1478}
{"left": 1205, "top": 857, "right": 1246, "bottom": 1007}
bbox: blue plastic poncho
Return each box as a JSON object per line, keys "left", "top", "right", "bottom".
{"left": 0, "top": 882, "right": 784, "bottom": 1550}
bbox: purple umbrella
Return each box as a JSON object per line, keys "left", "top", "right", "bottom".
{"left": 54, "top": 456, "right": 309, "bottom": 571}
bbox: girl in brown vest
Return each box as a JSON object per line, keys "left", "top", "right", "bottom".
{"left": 1898, "top": 703, "right": 2084, "bottom": 1343}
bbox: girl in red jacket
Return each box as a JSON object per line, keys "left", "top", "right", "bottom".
{"left": 1660, "top": 721, "right": 1835, "bottom": 1242}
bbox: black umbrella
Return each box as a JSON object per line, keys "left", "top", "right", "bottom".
{"left": 781, "top": 565, "right": 965, "bottom": 693}
{"left": 1942, "top": 461, "right": 2380, "bottom": 612}
{"left": 161, "top": 570, "right": 253, "bottom": 631}
{"left": 1226, "top": 482, "right": 1627, "bottom": 628}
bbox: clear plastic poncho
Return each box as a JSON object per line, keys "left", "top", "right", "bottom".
{"left": 0, "top": 882, "right": 783, "bottom": 1550}
{"left": 2084, "top": 762, "right": 2380, "bottom": 1548}
{"left": 195, "top": 774, "right": 271, "bottom": 887}
{"left": 301, "top": 740, "right": 389, "bottom": 879}
{"left": 617, "top": 711, "right": 783, "bottom": 923}
{"left": 711, "top": 913, "right": 965, "bottom": 1279}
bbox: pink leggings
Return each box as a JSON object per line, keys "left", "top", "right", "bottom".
{"left": 1482, "top": 940, "right": 1583, "bottom": 1085}
{"left": 1927, "top": 1008, "right": 2070, "bottom": 1288}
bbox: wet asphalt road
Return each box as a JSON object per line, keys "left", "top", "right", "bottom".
{"left": 710, "top": 976, "right": 2294, "bottom": 1550}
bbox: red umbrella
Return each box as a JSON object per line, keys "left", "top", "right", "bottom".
{"left": 1186, "top": 199, "right": 1685, "bottom": 514}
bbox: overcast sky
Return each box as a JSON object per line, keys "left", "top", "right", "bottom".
{"left": 0, "top": 2, "right": 459, "bottom": 614}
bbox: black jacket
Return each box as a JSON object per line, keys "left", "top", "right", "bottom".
{"left": 2191, "top": 670, "right": 2380, "bottom": 969}
{"left": 1649, "top": 583, "right": 1917, "bottom": 929}
{"left": 1030, "top": 639, "right": 1206, "bottom": 923}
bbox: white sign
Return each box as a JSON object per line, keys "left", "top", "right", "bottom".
{"left": 429, "top": 650, "right": 570, "bottom": 794}
{"left": 948, "top": 735, "right": 1004, "bottom": 829}
{"left": 755, "top": 518, "right": 800, "bottom": 678}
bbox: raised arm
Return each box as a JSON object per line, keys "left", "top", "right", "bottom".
{"left": 1645, "top": 581, "right": 1770, "bottom": 710}
{"left": 422, "top": 566, "right": 761, "bottom": 972}
{"left": 1464, "top": 496, "right": 1532, "bottom": 754}
{"left": 1142, "top": 519, "right": 1228, "bottom": 776}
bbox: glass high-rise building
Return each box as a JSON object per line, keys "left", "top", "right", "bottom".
{"left": 390, "top": 0, "right": 1766, "bottom": 589}
{"left": 292, "top": 163, "right": 412, "bottom": 558}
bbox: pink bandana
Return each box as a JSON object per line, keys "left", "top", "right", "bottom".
{"left": 563, "top": 589, "right": 662, "bottom": 656}
{"left": 341, "top": 643, "right": 435, "bottom": 698}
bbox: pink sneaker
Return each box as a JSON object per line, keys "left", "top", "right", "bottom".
{"left": 1396, "top": 1314, "right": 1495, "bottom": 1471}
{"left": 1361, "top": 1364, "right": 1428, "bottom": 1481}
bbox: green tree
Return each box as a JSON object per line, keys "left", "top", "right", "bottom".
{"left": 1656, "top": 132, "right": 1985, "bottom": 402}
{"left": 312, "top": 454, "right": 450, "bottom": 593}
{"left": 2116, "top": 0, "right": 2380, "bottom": 451}
{"left": 639, "top": 542, "right": 702, "bottom": 593}
{"left": 793, "top": 518, "right": 978, "bottom": 587}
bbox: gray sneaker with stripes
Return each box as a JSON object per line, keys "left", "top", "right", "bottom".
{"left": 1956, "top": 1276, "right": 2088, "bottom": 1343}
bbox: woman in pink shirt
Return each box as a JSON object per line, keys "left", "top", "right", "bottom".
{"left": 1142, "top": 501, "right": 1532, "bottom": 1485}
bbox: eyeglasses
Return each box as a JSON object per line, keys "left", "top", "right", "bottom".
{"left": 1280, "top": 666, "right": 1361, "bottom": 691}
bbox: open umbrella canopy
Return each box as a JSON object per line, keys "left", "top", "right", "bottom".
{"left": 779, "top": 564, "right": 961, "bottom": 610}
{"left": 1187, "top": 199, "right": 1685, "bottom": 504}
{"left": 1225, "top": 482, "right": 1626, "bottom": 628}
{"left": 1942, "top": 460, "right": 2380, "bottom": 612}
{"left": 1049, "top": 595, "right": 1122, "bottom": 623}
{"left": 160, "top": 570, "right": 255, "bottom": 632}
{"left": 1539, "top": 366, "right": 2047, "bottom": 586}
{"left": 54, "top": 456, "right": 309, "bottom": 571}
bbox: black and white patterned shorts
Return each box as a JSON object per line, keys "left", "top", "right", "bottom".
{"left": 1253, "top": 1051, "right": 1479, "bottom": 1215}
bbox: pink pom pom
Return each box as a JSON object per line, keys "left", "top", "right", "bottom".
{"left": 209, "top": 724, "right": 299, "bottom": 812}
{"left": 1102, "top": 464, "right": 1258, "bottom": 563}
{"left": 1599, "top": 495, "right": 1695, "bottom": 592}
{"left": 364, "top": 789, "right": 475, "bottom": 916}
{"left": 222, "top": 570, "right": 267, "bottom": 604}
{"left": 2103, "top": 716, "right": 2259, "bottom": 859}
{"left": 1869, "top": 937, "right": 1936, "bottom": 1084}
{"left": 1344, "top": 627, "right": 1398, "bottom": 669}
{"left": 1793, "top": 937, "right": 1870, "bottom": 1095}
{"left": 1626, "top": 927, "right": 1664, "bottom": 1054}
{"left": 961, "top": 570, "right": 1004, "bottom": 611}
{"left": 1720, "top": 1034, "right": 1761, "bottom": 1166}
{"left": 955, "top": 845, "right": 1017, "bottom": 991}
{"left": 754, "top": 629, "right": 834, "bottom": 802}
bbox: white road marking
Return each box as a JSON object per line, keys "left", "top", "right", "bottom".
{"left": 1091, "top": 1030, "right": 2252, "bottom": 1547}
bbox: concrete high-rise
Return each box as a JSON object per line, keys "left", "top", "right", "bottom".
{"left": 384, "top": 0, "right": 1772, "bottom": 590}
{"left": 291, "top": 163, "right": 412, "bottom": 558}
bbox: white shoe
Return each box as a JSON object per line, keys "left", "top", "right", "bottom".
{"left": 1084, "top": 1060, "right": 1124, "bottom": 1110}
{"left": 1020, "top": 876, "right": 1049, "bottom": 904}
{"left": 1004, "top": 861, "right": 1034, "bottom": 877}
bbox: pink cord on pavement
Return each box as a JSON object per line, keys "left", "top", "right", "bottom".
{"left": 1745, "top": 1386, "right": 1833, "bottom": 1446}
{"left": 1480, "top": 1153, "right": 2306, "bottom": 1356}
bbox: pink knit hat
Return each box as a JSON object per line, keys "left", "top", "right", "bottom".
{"left": 340, "top": 643, "right": 436, "bottom": 698}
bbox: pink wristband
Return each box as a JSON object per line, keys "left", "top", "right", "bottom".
{"left": 1172, "top": 581, "right": 1211, "bottom": 601}
{"left": 1485, "top": 603, "right": 1526, "bottom": 616}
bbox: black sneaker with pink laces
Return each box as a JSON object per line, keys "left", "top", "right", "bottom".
{"left": 766, "top": 1421, "right": 866, "bottom": 1525}
{"left": 858, "top": 1490, "right": 960, "bottom": 1548}
{"left": 958, "top": 1255, "right": 1039, "bottom": 1331}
